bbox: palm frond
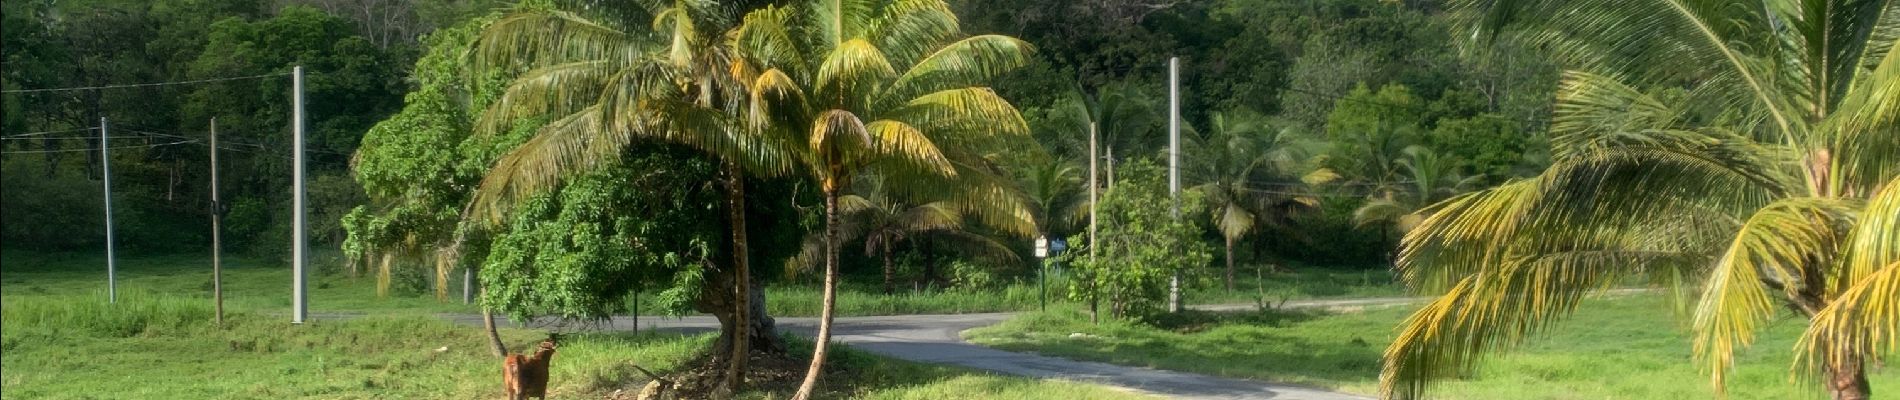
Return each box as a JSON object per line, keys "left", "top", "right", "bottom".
{"left": 469, "top": 10, "right": 647, "bottom": 75}
{"left": 1694, "top": 197, "right": 1859, "bottom": 394}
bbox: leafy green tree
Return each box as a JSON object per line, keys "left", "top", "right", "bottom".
{"left": 1426, "top": 114, "right": 1525, "bottom": 179}
{"left": 730, "top": 1, "right": 1034, "bottom": 396}
{"left": 1065, "top": 159, "right": 1213, "bottom": 319}
{"left": 481, "top": 148, "right": 723, "bottom": 321}
{"left": 1186, "top": 111, "right": 1322, "bottom": 290}
{"left": 1321, "top": 83, "right": 1427, "bottom": 192}
{"left": 1381, "top": 1, "right": 1900, "bottom": 400}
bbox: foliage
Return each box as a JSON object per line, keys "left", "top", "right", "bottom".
{"left": 1064, "top": 160, "right": 1214, "bottom": 319}
{"left": 1380, "top": 1, "right": 1900, "bottom": 398}
{"left": 966, "top": 295, "right": 1900, "bottom": 399}
{"left": 480, "top": 149, "right": 724, "bottom": 321}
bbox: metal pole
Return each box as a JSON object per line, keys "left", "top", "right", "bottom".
{"left": 1167, "top": 57, "right": 1182, "bottom": 313}
{"left": 1039, "top": 257, "right": 1047, "bottom": 312}
{"left": 101, "top": 117, "right": 117, "bottom": 304}
{"left": 292, "top": 66, "right": 308, "bottom": 324}
{"left": 211, "top": 118, "right": 224, "bottom": 324}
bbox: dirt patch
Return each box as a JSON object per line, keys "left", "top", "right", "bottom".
{"left": 605, "top": 351, "right": 812, "bottom": 400}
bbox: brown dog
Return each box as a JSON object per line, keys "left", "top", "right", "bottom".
{"left": 503, "top": 337, "right": 557, "bottom": 400}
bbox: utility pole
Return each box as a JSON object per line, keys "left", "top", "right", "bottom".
{"left": 211, "top": 118, "right": 224, "bottom": 325}
{"left": 1167, "top": 57, "right": 1183, "bottom": 313}
{"left": 101, "top": 117, "right": 117, "bottom": 304}
{"left": 292, "top": 66, "right": 309, "bottom": 324}
{"left": 1087, "top": 121, "right": 1099, "bottom": 323}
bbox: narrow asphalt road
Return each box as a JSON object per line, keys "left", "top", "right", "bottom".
{"left": 437, "top": 297, "right": 1422, "bottom": 400}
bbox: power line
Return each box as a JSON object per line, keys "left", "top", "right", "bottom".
{"left": 1, "top": 72, "right": 292, "bottom": 94}
{"left": 1, "top": 127, "right": 99, "bottom": 137}
{"left": 1, "top": 135, "right": 149, "bottom": 141}
{"left": 0, "top": 139, "right": 199, "bottom": 154}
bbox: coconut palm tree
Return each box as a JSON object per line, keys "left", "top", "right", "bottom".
{"left": 1350, "top": 145, "right": 1483, "bottom": 234}
{"left": 1044, "top": 81, "right": 1166, "bottom": 187}
{"left": 462, "top": 0, "right": 792, "bottom": 393}
{"left": 1186, "top": 111, "right": 1323, "bottom": 290}
{"left": 728, "top": 2, "right": 1034, "bottom": 397}
{"left": 785, "top": 176, "right": 1023, "bottom": 294}
{"left": 1017, "top": 155, "right": 1089, "bottom": 242}
{"left": 1381, "top": 1, "right": 1900, "bottom": 400}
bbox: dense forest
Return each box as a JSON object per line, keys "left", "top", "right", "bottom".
{"left": 1, "top": 0, "right": 1558, "bottom": 297}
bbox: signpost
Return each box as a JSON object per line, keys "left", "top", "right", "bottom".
{"left": 1035, "top": 236, "right": 1049, "bottom": 311}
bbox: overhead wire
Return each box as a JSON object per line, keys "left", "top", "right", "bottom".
{"left": 1, "top": 72, "right": 292, "bottom": 94}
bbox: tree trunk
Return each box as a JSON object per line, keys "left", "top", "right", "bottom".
{"left": 921, "top": 241, "right": 938, "bottom": 290}
{"left": 882, "top": 245, "right": 895, "bottom": 295}
{"left": 482, "top": 306, "right": 506, "bottom": 357}
{"left": 1826, "top": 356, "right": 1872, "bottom": 400}
{"left": 792, "top": 190, "right": 842, "bottom": 400}
{"left": 696, "top": 261, "right": 784, "bottom": 358}
{"left": 1224, "top": 236, "right": 1236, "bottom": 292}
{"left": 721, "top": 163, "right": 752, "bottom": 393}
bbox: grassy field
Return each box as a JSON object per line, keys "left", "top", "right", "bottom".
{"left": 0, "top": 290, "right": 1153, "bottom": 400}
{"left": 0, "top": 250, "right": 1399, "bottom": 318}
{"left": 965, "top": 294, "right": 1899, "bottom": 400}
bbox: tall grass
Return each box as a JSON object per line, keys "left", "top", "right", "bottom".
{"left": 2, "top": 290, "right": 213, "bottom": 338}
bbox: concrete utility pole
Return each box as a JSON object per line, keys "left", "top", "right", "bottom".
{"left": 1088, "top": 121, "right": 1100, "bottom": 323}
{"left": 211, "top": 118, "right": 224, "bottom": 325}
{"left": 102, "top": 117, "right": 117, "bottom": 304}
{"left": 1167, "top": 57, "right": 1183, "bottom": 313}
{"left": 292, "top": 66, "right": 309, "bottom": 324}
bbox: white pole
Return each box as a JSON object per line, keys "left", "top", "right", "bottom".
{"left": 292, "top": 66, "right": 309, "bottom": 324}
{"left": 102, "top": 117, "right": 117, "bottom": 304}
{"left": 211, "top": 118, "right": 224, "bottom": 324}
{"left": 1088, "top": 121, "right": 1098, "bottom": 261}
{"left": 1167, "top": 57, "right": 1182, "bottom": 313}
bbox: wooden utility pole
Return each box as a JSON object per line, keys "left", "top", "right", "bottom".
{"left": 210, "top": 118, "right": 224, "bottom": 325}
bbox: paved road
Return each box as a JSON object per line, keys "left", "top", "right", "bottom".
{"left": 441, "top": 297, "right": 1422, "bottom": 400}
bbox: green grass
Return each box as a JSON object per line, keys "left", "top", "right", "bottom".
{"left": 965, "top": 294, "right": 1900, "bottom": 400}
{"left": 0, "top": 292, "right": 1152, "bottom": 400}
{"left": 2, "top": 250, "right": 1401, "bottom": 318}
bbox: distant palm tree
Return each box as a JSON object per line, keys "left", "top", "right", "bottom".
{"left": 1043, "top": 81, "right": 1166, "bottom": 185}
{"left": 786, "top": 176, "right": 1022, "bottom": 294}
{"left": 1381, "top": 1, "right": 1900, "bottom": 400}
{"left": 728, "top": 2, "right": 1034, "bottom": 397}
{"left": 464, "top": 0, "right": 793, "bottom": 392}
{"left": 1187, "top": 111, "right": 1323, "bottom": 290}
{"left": 1017, "top": 155, "right": 1088, "bottom": 242}
{"left": 1350, "top": 146, "right": 1483, "bottom": 234}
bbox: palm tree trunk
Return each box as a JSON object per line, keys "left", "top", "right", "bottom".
{"left": 722, "top": 163, "right": 751, "bottom": 393}
{"left": 1825, "top": 354, "right": 1871, "bottom": 400}
{"left": 482, "top": 306, "right": 506, "bottom": 357}
{"left": 882, "top": 245, "right": 896, "bottom": 295}
{"left": 1224, "top": 236, "right": 1236, "bottom": 292}
{"left": 792, "top": 190, "right": 842, "bottom": 400}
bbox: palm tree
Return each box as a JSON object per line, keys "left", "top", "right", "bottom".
{"left": 463, "top": 0, "right": 792, "bottom": 392}
{"left": 1044, "top": 82, "right": 1165, "bottom": 187}
{"left": 1186, "top": 111, "right": 1322, "bottom": 290}
{"left": 729, "top": 2, "right": 1034, "bottom": 397}
{"left": 1350, "top": 145, "right": 1483, "bottom": 234}
{"left": 1381, "top": 2, "right": 1900, "bottom": 400}
{"left": 1017, "top": 155, "right": 1089, "bottom": 244}
{"left": 786, "top": 176, "right": 1023, "bottom": 294}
